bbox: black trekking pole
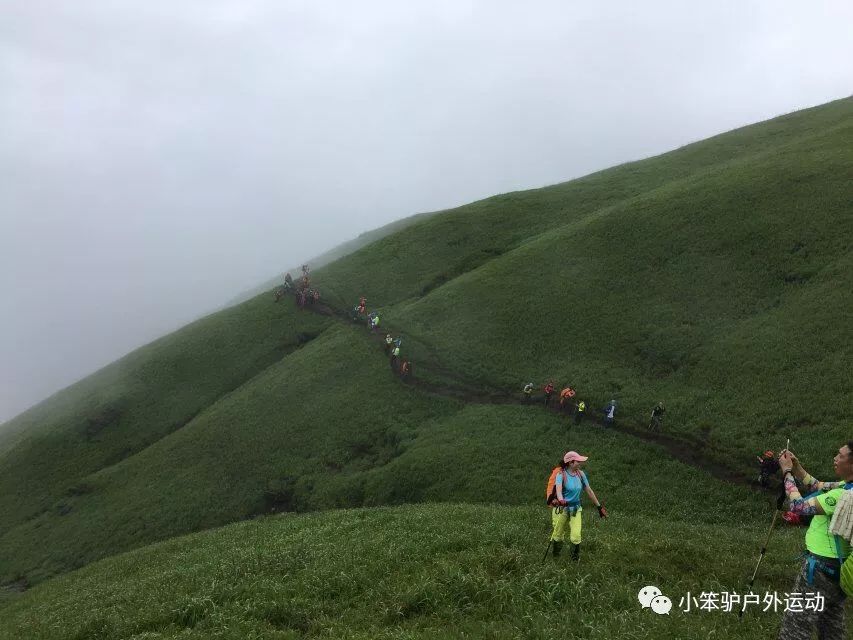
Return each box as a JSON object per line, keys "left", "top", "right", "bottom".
{"left": 541, "top": 539, "right": 553, "bottom": 562}
{"left": 739, "top": 491, "right": 786, "bottom": 620}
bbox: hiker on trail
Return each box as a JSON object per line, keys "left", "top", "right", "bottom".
{"left": 543, "top": 381, "right": 555, "bottom": 407}
{"left": 559, "top": 386, "right": 576, "bottom": 412}
{"left": 385, "top": 334, "right": 394, "bottom": 354}
{"left": 574, "top": 400, "right": 586, "bottom": 425}
{"left": 358, "top": 296, "right": 367, "bottom": 315}
{"left": 369, "top": 313, "right": 380, "bottom": 332}
{"left": 274, "top": 273, "right": 293, "bottom": 302}
{"left": 394, "top": 336, "right": 402, "bottom": 348}
{"left": 776, "top": 443, "right": 853, "bottom": 640}
{"left": 756, "top": 450, "right": 780, "bottom": 488}
{"left": 400, "top": 360, "right": 412, "bottom": 379}
{"left": 390, "top": 345, "right": 401, "bottom": 372}
{"left": 648, "top": 402, "right": 665, "bottom": 430}
{"left": 603, "top": 399, "right": 616, "bottom": 426}
{"left": 523, "top": 382, "right": 534, "bottom": 403}
{"left": 546, "top": 451, "right": 608, "bottom": 560}
{"left": 312, "top": 290, "right": 320, "bottom": 303}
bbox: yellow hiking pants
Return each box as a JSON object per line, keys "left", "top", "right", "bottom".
{"left": 551, "top": 506, "right": 582, "bottom": 544}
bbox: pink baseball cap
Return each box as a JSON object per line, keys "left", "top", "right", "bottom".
{"left": 564, "top": 451, "right": 588, "bottom": 463}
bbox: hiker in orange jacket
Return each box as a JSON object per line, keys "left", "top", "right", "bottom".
{"left": 559, "top": 386, "right": 576, "bottom": 412}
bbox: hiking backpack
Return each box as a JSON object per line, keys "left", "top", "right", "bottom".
{"left": 545, "top": 467, "right": 563, "bottom": 506}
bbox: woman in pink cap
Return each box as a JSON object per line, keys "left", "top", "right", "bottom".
{"left": 547, "top": 450, "right": 607, "bottom": 560}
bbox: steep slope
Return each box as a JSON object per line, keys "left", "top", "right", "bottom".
{"left": 386, "top": 112, "right": 853, "bottom": 463}
{"left": 314, "top": 98, "right": 852, "bottom": 309}
{"left": 0, "top": 319, "right": 766, "bottom": 584}
{"left": 0, "top": 299, "right": 332, "bottom": 537}
{"left": 0, "top": 97, "right": 850, "bottom": 592}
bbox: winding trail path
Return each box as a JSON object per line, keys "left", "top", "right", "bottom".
{"left": 290, "top": 293, "right": 768, "bottom": 492}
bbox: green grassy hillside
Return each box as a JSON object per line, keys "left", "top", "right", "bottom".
{"left": 0, "top": 503, "right": 806, "bottom": 639}
{"left": 0, "top": 298, "right": 332, "bottom": 537}
{"left": 386, "top": 112, "right": 853, "bottom": 462}
{"left": 0, "top": 97, "right": 851, "bottom": 626}
{"left": 0, "top": 317, "right": 766, "bottom": 584}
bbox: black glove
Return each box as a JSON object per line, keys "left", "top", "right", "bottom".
{"left": 597, "top": 505, "right": 608, "bottom": 518}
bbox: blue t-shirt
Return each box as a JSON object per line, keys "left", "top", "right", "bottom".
{"left": 558, "top": 470, "right": 588, "bottom": 507}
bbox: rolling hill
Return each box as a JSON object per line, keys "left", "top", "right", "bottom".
{"left": 1, "top": 96, "right": 851, "bottom": 638}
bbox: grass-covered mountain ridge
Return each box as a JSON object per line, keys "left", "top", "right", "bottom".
{"left": 1, "top": 98, "right": 851, "bottom": 638}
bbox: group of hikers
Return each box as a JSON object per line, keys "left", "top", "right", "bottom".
{"left": 385, "top": 333, "right": 412, "bottom": 379}
{"left": 274, "top": 273, "right": 413, "bottom": 380}
{"left": 351, "top": 296, "right": 413, "bottom": 380}
{"left": 351, "top": 298, "right": 386, "bottom": 335}
{"left": 275, "top": 265, "right": 319, "bottom": 309}
{"left": 524, "top": 380, "right": 665, "bottom": 431}
{"left": 270, "top": 268, "right": 853, "bottom": 638}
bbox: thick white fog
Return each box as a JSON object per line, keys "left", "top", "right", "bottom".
{"left": 1, "top": 0, "right": 852, "bottom": 423}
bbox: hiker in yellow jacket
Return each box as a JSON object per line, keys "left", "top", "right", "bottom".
{"left": 574, "top": 400, "right": 586, "bottom": 425}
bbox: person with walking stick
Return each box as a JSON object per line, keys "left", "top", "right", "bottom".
{"left": 776, "top": 442, "right": 853, "bottom": 640}
{"left": 740, "top": 492, "right": 786, "bottom": 621}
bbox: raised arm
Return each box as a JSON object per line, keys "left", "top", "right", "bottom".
{"left": 780, "top": 452, "right": 826, "bottom": 516}
{"left": 787, "top": 450, "right": 842, "bottom": 493}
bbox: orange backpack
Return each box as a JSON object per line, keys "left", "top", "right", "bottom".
{"left": 545, "top": 466, "right": 563, "bottom": 505}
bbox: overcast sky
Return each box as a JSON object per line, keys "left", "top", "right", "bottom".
{"left": 1, "top": 1, "right": 851, "bottom": 424}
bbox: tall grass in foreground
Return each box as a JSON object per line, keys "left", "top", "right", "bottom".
{"left": 0, "top": 503, "right": 819, "bottom": 639}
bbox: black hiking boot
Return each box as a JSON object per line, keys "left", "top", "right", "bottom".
{"left": 552, "top": 541, "right": 563, "bottom": 558}
{"left": 571, "top": 544, "right": 580, "bottom": 561}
